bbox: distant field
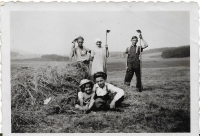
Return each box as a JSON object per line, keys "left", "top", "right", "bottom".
{"left": 11, "top": 57, "right": 190, "bottom": 133}
{"left": 107, "top": 57, "right": 189, "bottom": 72}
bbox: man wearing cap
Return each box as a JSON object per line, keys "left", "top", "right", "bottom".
{"left": 70, "top": 36, "right": 91, "bottom": 66}
{"left": 124, "top": 35, "right": 148, "bottom": 92}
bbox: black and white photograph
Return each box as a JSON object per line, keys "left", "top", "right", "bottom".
{"left": 1, "top": 2, "right": 199, "bottom": 135}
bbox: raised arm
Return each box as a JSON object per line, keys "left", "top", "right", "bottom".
{"left": 70, "top": 42, "right": 76, "bottom": 58}
{"left": 139, "top": 34, "right": 148, "bottom": 49}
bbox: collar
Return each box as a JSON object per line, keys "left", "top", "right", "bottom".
{"left": 77, "top": 46, "right": 84, "bottom": 49}
{"left": 131, "top": 45, "right": 137, "bottom": 47}
{"left": 95, "top": 82, "right": 108, "bottom": 89}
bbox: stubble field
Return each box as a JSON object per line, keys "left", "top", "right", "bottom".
{"left": 11, "top": 56, "right": 190, "bottom": 133}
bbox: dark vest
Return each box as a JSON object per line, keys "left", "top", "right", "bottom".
{"left": 127, "top": 45, "right": 141, "bottom": 59}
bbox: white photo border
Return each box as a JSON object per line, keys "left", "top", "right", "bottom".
{"left": 1, "top": 1, "right": 199, "bottom": 136}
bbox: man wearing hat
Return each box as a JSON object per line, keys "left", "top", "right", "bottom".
{"left": 124, "top": 35, "right": 148, "bottom": 92}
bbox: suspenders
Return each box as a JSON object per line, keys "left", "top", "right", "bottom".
{"left": 94, "top": 85, "right": 109, "bottom": 99}
{"left": 127, "top": 45, "right": 139, "bottom": 55}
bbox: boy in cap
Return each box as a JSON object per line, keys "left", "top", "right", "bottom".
{"left": 88, "top": 72, "right": 124, "bottom": 111}
{"left": 124, "top": 35, "right": 148, "bottom": 92}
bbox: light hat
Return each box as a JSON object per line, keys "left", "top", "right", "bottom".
{"left": 79, "top": 79, "right": 93, "bottom": 87}
{"left": 95, "top": 38, "right": 101, "bottom": 43}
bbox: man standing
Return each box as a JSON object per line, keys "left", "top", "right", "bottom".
{"left": 124, "top": 34, "right": 148, "bottom": 92}
{"left": 70, "top": 36, "right": 91, "bottom": 67}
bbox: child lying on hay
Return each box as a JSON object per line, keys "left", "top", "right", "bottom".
{"left": 88, "top": 72, "right": 125, "bottom": 111}
{"left": 75, "top": 79, "right": 94, "bottom": 111}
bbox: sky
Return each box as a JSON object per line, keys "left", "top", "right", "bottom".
{"left": 11, "top": 11, "right": 189, "bottom": 56}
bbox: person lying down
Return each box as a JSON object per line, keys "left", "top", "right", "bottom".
{"left": 75, "top": 79, "right": 94, "bottom": 111}
{"left": 88, "top": 72, "right": 125, "bottom": 111}
{"left": 75, "top": 72, "right": 125, "bottom": 112}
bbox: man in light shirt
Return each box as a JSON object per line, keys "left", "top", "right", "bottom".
{"left": 88, "top": 72, "right": 125, "bottom": 111}
{"left": 70, "top": 36, "right": 91, "bottom": 66}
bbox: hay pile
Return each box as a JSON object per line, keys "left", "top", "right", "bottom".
{"left": 11, "top": 62, "right": 91, "bottom": 132}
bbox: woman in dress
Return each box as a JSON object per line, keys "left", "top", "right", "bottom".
{"left": 91, "top": 38, "right": 109, "bottom": 75}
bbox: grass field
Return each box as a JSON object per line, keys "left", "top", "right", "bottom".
{"left": 11, "top": 56, "right": 190, "bottom": 133}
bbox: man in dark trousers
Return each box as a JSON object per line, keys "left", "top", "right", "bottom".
{"left": 124, "top": 34, "right": 148, "bottom": 92}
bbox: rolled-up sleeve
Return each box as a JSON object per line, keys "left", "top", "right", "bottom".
{"left": 107, "top": 84, "right": 124, "bottom": 101}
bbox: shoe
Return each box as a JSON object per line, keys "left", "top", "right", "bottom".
{"left": 110, "top": 108, "right": 124, "bottom": 112}
{"left": 124, "top": 82, "right": 130, "bottom": 86}
{"left": 136, "top": 88, "right": 142, "bottom": 92}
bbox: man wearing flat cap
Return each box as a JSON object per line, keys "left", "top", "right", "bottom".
{"left": 124, "top": 35, "right": 148, "bottom": 92}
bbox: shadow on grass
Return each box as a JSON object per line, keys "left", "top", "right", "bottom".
{"left": 62, "top": 105, "right": 190, "bottom": 133}
{"left": 142, "top": 86, "right": 153, "bottom": 92}
{"left": 144, "top": 106, "right": 190, "bottom": 132}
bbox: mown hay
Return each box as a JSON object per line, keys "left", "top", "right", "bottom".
{"left": 11, "top": 61, "right": 91, "bottom": 132}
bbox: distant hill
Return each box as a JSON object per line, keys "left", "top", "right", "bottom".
{"left": 161, "top": 45, "right": 190, "bottom": 58}
{"left": 142, "top": 47, "right": 176, "bottom": 54}
{"left": 41, "top": 54, "right": 69, "bottom": 61}
{"left": 11, "top": 49, "right": 69, "bottom": 61}
{"left": 11, "top": 49, "right": 42, "bottom": 60}
{"left": 109, "top": 47, "right": 175, "bottom": 58}
{"left": 109, "top": 52, "right": 126, "bottom": 58}
{"left": 11, "top": 52, "right": 19, "bottom": 57}
{"left": 12, "top": 54, "right": 69, "bottom": 61}
{"left": 11, "top": 49, "right": 35, "bottom": 55}
{"left": 109, "top": 46, "right": 189, "bottom": 58}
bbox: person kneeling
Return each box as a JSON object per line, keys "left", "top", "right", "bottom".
{"left": 88, "top": 72, "right": 125, "bottom": 111}
{"left": 75, "top": 79, "right": 94, "bottom": 112}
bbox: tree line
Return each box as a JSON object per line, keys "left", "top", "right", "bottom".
{"left": 161, "top": 46, "right": 190, "bottom": 58}
{"left": 41, "top": 54, "right": 69, "bottom": 61}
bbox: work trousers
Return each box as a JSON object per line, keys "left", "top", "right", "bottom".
{"left": 124, "top": 58, "right": 141, "bottom": 89}
{"left": 92, "top": 93, "right": 124, "bottom": 111}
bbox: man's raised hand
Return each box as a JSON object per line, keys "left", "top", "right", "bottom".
{"left": 105, "top": 45, "right": 108, "bottom": 49}
{"left": 72, "top": 42, "right": 75, "bottom": 48}
{"left": 139, "top": 34, "right": 143, "bottom": 39}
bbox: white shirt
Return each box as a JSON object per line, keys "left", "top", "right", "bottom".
{"left": 93, "top": 83, "right": 124, "bottom": 101}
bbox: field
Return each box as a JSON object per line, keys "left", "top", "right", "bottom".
{"left": 11, "top": 55, "right": 190, "bottom": 133}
